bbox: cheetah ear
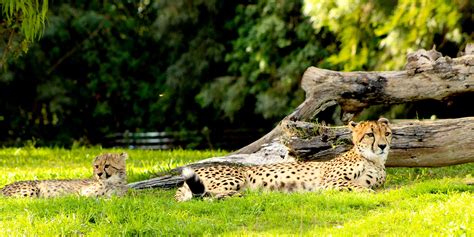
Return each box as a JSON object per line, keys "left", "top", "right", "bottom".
{"left": 120, "top": 152, "right": 128, "bottom": 160}
{"left": 378, "top": 118, "right": 389, "bottom": 125}
{"left": 348, "top": 121, "right": 358, "bottom": 130}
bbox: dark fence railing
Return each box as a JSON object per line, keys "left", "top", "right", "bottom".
{"left": 103, "top": 129, "right": 267, "bottom": 150}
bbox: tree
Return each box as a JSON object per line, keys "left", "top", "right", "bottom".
{"left": 0, "top": 0, "right": 49, "bottom": 69}
{"left": 197, "top": 0, "right": 330, "bottom": 121}
{"left": 303, "top": 0, "right": 470, "bottom": 71}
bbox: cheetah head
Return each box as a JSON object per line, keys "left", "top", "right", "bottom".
{"left": 349, "top": 118, "right": 392, "bottom": 164}
{"left": 93, "top": 152, "right": 127, "bottom": 182}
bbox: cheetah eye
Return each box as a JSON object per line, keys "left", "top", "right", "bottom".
{"left": 385, "top": 132, "right": 391, "bottom": 136}
{"left": 94, "top": 165, "right": 99, "bottom": 169}
{"left": 104, "top": 164, "right": 110, "bottom": 168}
{"left": 365, "top": 132, "right": 374, "bottom": 138}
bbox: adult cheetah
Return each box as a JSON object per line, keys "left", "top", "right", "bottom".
{"left": 175, "top": 118, "right": 392, "bottom": 201}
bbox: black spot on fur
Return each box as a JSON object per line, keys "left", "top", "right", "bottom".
{"left": 366, "top": 180, "right": 371, "bottom": 185}
{"left": 286, "top": 176, "right": 290, "bottom": 179}
{"left": 274, "top": 175, "right": 278, "bottom": 178}
{"left": 367, "top": 174, "right": 373, "bottom": 178}
{"left": 266, "top": 173, "right": 270, "bottom": 177}
{"left": 344, "top": 176, "right": 350, "bottom": 181}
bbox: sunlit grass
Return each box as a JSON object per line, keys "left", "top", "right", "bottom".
{"left": 0, "top": 148, "right": 472, "bottom": 236}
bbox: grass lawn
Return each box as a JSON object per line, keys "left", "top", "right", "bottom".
{"left": 0, "top": 147, "right": 473, "bottom": 236}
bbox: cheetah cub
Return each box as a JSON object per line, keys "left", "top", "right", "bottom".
{"left": 175, "top": 118, "right": 392, "bottom": 202}
{"left": 1, "top": 152, "right": 128, "bottom": 198}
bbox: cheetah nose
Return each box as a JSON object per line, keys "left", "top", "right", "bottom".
{"left": 378, "top": 144, "right": 387, "bottom": 150}
{"left": 97, "top": 172, "right": 103, "bottom": 177}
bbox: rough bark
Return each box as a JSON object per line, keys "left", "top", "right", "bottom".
{"left": 128, "top": 46, "right": 474, "bottom": 190}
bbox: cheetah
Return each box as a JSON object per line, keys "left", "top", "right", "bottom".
{"left": 175, "top": 118, "right": 392, "bottom": 201}
{"left": 1, "top": 152, "right": 128, "bottom": 198}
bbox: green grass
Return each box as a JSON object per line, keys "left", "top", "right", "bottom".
{"left": 0, "top": 148, "right": 473, "bottom": 236}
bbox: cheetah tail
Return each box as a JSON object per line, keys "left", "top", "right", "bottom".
{"left": 182, "top": 167, "right": 206, "bottom": 196}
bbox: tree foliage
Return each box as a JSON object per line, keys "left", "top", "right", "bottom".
{"left": 0, "top": 0, "right": 48, "bottom": 68}
{"left": 197, "top": 0, "right": 329, "bottom": 120}
{"left": 0, "top": 0, "right": 471, "bottom": 147}
{"left": 303, "top": 0, "right": 471, "bottom": 70}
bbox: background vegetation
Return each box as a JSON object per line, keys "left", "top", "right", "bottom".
{"left": 0, "top": 0, "right": 472, "bottom": 148}
{"left": 0, "top": 148, "right": 473, "bottom": 235}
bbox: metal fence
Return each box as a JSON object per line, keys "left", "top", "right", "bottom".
{"left": 103, "top": 129, "right": 267, "bottom": 150}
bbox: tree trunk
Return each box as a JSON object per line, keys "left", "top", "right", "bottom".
{"left": 128, "top": 45, "right": 474, "bottom": 190}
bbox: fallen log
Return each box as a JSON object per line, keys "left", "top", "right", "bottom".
{"left": 235, "top": 46, "right": 474, "bottom": 154}
{"left": 128, "top": 45, "right": 474, "bottom": 190}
